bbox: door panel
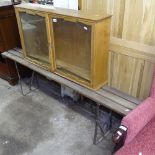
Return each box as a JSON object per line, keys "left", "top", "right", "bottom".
{"left": 19, "top": 12, "right": 50, "bottom": 65}
{"left": 52, "top": 17, "right": 91, "bottom": 81}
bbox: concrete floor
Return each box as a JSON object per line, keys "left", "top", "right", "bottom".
{"left": 0, "top": 77, "right": 119, "bottom": 155}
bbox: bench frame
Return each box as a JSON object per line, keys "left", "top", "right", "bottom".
{"left": 2, "top": 49, "right": 140, "bottom": 144}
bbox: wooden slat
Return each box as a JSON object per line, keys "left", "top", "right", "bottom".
{"left": 102, "top": 85, "right": 141, "bottom": 104}
{"left": 108, "top": 51, "right": 113, "bottom": 86}
{"left": 110, "top": 37, "right": 155, "bottom": 63}
{"left": 139, "top": 62, "right": 154, "bottom": 100}
{"left": 96, "top": 89, "right": 137, "bottom": 109}
{"left": 2, "top": 50, "right": 140, "bottom": 116}
{"left": 130, "top": 59, "right": 144, "bottom": 97}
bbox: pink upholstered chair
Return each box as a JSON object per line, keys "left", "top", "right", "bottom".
{"left": 113, "top": 69, "right": 155, "bottom": 155}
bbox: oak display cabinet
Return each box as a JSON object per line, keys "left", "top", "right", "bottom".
{"left": 15, "top": 3, "right": 111, "bottom": 89}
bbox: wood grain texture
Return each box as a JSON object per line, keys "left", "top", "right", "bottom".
{"left": 92, "top": 18, "right": 111, "bottom": 88}
{"left": 109, "top": 38, "right": 155, "bottom": 99}
{"left": 139, "top": 62, "right": 154, "bottom": 99}
{"left": 81, "top": 0, "right": 108, "bottom": 14}
{"left": 111, "top": 0, "right": 125, "bottom": 38}
{"left": 81, "top": 0, "right": 155, "bottom": 45}
{"left": 0, "top": 6, "right": 20, "bottom": 51}
{"left": 122, "top": 0, "right": 155, "bottom": 45}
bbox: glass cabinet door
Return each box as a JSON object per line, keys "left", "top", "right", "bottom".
{"left": 52, "top": 18, "right": 91, "bottom": 82}
{"left": 19, "top": 12, "right": 50, "bottom": 65}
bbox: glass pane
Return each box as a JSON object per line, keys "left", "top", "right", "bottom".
{"left": 19, "top": 12, "right": 49, "bottom": 64}
{"left": 53, "top": 18, "right": 91, "bottom": 81}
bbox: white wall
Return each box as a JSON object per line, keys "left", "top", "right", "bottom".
{"left": 53, "top": 0, "right": 78, "bottom": 10}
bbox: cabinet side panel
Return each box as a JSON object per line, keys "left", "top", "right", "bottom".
{"left": 0, "top": 6, "right": 20, "bottom": 51}
{"left": 92, "top": 18, "right": 111, "bottom": 89}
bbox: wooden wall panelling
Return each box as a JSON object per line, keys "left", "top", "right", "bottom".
{"left": 108, "top": 51, "right": 113, "bottom": 86}
{"left": 109, "top": 38, "right": 155, "bottom": 99}
{"left": 81, "top": 0, "right": 155, "bottom": 99}
{"left": 81, "top": 0, "right": 108, "bottom": 14}
{"left": 78, "top": 0, "right": 82, "bottom": 10}
{"left": 111, "top": 0, "right": 125, "bottom": 38}
{"left": 110, "top": 38, "right": 155, "bottom": 62}
{"left": 139, "top": 61, "right": 154, "bottom": 99}
{"left": 130, "top": 59, "right": 144, "bottom": 98}
{"left": 151, "top": 22, "right": 155, "bottom": 45}
{"left": 81, "top": 0, "right": 155, "bottom": 45}
{"left": 108, "top": 51, "right": 155, "bottom": 99}
{"left": 122, "top": 0, "right": 155, "bottom": 45}
{"left": 109, "top": 52, "right": 145, "bottom": 97}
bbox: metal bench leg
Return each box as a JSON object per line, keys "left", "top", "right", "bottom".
{"left": 15, "top": 62, "right": 26, "bottom": 96}
{"left": 15, "top": 62, "right": 39, "bottom": 96}
{"left": 29, "top": 71, "right": 39, "bottom": 91}
{"left": 93, "top": 104, "right": 112, "bottom": 145}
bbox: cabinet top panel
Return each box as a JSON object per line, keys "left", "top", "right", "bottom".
{"left": 15, "top": 3, "right": 111, "bottom": 22}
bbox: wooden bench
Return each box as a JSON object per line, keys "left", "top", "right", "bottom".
{"left": 2, "top": 49, "right": 141, "bottom": 144}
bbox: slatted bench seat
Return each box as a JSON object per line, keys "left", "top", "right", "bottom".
{"left": 2, "top": 49, "right": 141, "bottom": 144}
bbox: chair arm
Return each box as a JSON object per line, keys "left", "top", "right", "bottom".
{"left": 112, "top": 125, "right": 127, "bottom": 153}
{"left": 112, "top": 125, "right": 127, "bottom": 144}
{"left": 122, "top": 97, "right": 155, "bottom": 144}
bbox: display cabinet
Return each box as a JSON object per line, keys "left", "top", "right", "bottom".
{"left": 15, "top": 3, "right": 111, "bottom": 89}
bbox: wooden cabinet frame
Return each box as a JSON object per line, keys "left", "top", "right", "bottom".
{"left": 15, "top": 4, "right": 111, "bottom": 89}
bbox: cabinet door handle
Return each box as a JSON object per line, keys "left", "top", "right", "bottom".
{"left": 83, "top": 26, "right": 88, "bottom": 31}
{"left": 52, "top": 17, "right": 77, "bottom": 23}
{"left": 52, "top": 18, "right": 58, "bottom": 23}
